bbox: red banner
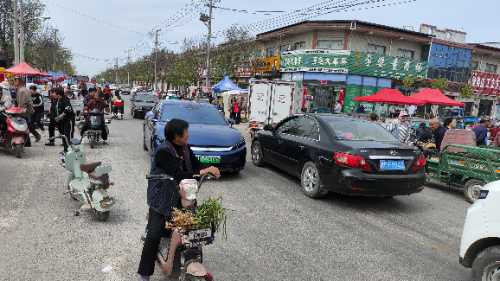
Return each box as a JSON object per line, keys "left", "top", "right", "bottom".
{"left": 469, "top": 70, "right": 500, "bottom": 96}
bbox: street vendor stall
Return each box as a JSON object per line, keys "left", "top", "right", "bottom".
{"left": 5, "top": 62, "right": 43, "bottom": 77}
{"left": 354, "top": 88, "right": 425, "bottom": 105}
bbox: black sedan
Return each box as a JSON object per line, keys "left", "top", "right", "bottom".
{"left": 130, "top": 93, "right": 159, "bottom": 119}
{"left": 251, "top": 114, "right": 426, "bottom": 198}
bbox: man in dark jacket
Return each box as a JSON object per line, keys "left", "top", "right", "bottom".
{"left": 30, "top": 85, "right": 44, "bottom": 131}
{"left": 80, "top": 90, "right": 109, "bottom": 141}
{"left": 473, "top": 119, "right": 489, "bottom": 146}
{"left": 50, "top": 87, "right": 74, "bottom": 151}
{"left": 137, "top": 119, "right": 220, "bottom": 281}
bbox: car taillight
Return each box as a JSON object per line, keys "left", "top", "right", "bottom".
{"left": 412, "top": 154, "right": 426, "bottom": 172}
{"left": 334, "top": 152, "right": 372, "bottom": 172}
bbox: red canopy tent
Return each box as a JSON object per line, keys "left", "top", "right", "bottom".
{"left": 410, "top": 88, "right": 464, "bottom": 107}
{"left": 354, "top": 88, "right": 425, "bottom": 105}
{"left": 5, "top": 62, "right": 42, "bottom": 76}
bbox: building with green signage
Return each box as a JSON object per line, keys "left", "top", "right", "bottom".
{"left": 256, "top": 20, "right": 432, "bottom": 113}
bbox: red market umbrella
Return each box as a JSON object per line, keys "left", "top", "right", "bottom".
{"left": 354, "top": 88, "right": 425, "bottom": 105}
{"left": 5, "top": 62, "right": 43, "bottom": 76}
{"left": 410, "top": 88, "right": 464, "bottom": 107}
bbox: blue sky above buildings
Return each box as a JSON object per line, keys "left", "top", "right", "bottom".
{"left": 42, "top": 0, "right": 500, "bottom": 75}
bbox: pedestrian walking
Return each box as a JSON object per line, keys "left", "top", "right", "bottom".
{"left": 64, "top": 87, "right": 76, "bottom": 138}
{"left": 30, "top": 85, "right": 44, "bottom": 131}
{"left": 50, "top": 87, "right": 74, "bottom": 152}
{"left": 14, "top": 77, "right": 41, "bottom": 144}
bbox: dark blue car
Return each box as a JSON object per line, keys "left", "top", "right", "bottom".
{"left": 143, "top": 100, "right": 246, "bottom": 173}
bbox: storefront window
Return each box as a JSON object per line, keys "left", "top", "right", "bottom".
{"left": 317, "top": 40, "right": 344, "bottom": 50}
{"left": 368, "top": 43, "right": 386, "bottom": 55}
{"left": 397, "top": 48, "right": 415, "bottom": 59}
{"left": 478, "top": 99, "right": 493, "bottom": 117}
{"left": 265, "top": 47, "right": 276, "bottom": 57}
{"left": 292, "top": 41, "right": 306, "bottom": 50}
{"left": 485, "top": 63, "right": 498, "bottom": 74}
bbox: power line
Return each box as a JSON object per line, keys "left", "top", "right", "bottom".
{"left": 213, "top": 5, "right": 285, "bottom": 15}
{"left": 51, "top": 2, "right": 146, "bottom": 36}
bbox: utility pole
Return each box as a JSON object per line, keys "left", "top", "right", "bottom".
{"left": 18, "top": 0, "right": 25, "bottom": 62}
{"left": 153, "top": 29, "right": 161, "bottom": 91}
{"left": 52, "top": 29, "right": 57, "bottom": 70}
{"left": 12, "top": 0, "right": 19, "bottom": 64}
{"left": 127, "top": 49, "right": 131, "bottom": 87}
{"left": 114, "top": 57, "right": 119, "bottom": 84}
{"left": 205, "top": 0, "right": 213, "bottom": 91}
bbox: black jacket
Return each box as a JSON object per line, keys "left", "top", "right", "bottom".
{"left": 32, "top": 93, "right": 44, "bottom": 112}
{"left": 147, "top": 141, "right": 201, "bottom": 216}
{"left": 50, "top": 97, "right": 73, "bottom": 121}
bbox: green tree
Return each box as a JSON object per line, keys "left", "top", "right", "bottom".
{"left": 430, "top": 78, "right": 448, "bottom": 91}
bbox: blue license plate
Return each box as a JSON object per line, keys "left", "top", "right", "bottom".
{"left": 380, "top": 160, "right": 405, "bottom": 171}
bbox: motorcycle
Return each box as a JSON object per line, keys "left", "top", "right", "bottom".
{"left": 144, "top": 173, "right": 216, "bottom": 281}
{"left": 81, "top": 109, "right": 110, "bottom": 149}
{"left": 0, "top": 106, "right": 29, "bottom": 158}
{"left": 52, "top": 134, "right": 115, "bottom": 221}
{"left": 111, "top": 100, "right": 124, "bottom": 120}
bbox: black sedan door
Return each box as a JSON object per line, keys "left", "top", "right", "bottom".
{"left": 278, "top": 116, "right": 321, "bottom": 176}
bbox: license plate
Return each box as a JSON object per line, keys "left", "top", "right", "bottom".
{"left": 187, "top": 228, "right": 212, "bottom": 241}
{"left": 196, "top": 155, "right": 221, "bottom": 164}
{"left": 380, "top": 160, "right": 405, "bottom": 171}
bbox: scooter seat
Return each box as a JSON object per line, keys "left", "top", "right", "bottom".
{"left": 80, "top": 162, "right": 102, "bottom": 173}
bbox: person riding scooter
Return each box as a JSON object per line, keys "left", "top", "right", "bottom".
{"left": 111, "top": 91, "right": 124, "bottom": 119}
{"left": 137, "top": 119, "right": 220, "bottom": 281}
{"left": 80, "top": 90, "right": 109, "bottom": 142}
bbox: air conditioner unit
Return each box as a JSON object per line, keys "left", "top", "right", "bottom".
{"left": 350, "top": 21, "right": 357, "bottom": 30}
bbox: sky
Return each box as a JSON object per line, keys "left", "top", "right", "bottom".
{"left": 41, "top": 0, "right": 500, "bottom": 76}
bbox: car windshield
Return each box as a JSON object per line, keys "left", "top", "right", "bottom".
{"left": 135, "top": 95, "right": 157, "bottom": 103}
{"left": 160, "top": 103, "right": 226, "bottom": 125}
{"left": 324, "top": 117, "right": 397, "bottom": 142}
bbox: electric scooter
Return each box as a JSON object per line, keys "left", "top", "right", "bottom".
{"left": 52, "top": 135, "right": 115, "bottom": 221}
{"left": 143, "top": 174, "right": 216, "bottom": 281}
{"left": 81, "top": 109, "right": 110, "bottom": 149}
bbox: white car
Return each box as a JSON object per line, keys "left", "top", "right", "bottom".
{"left": 460, "top": 180, "right": 500, "bottom": 280}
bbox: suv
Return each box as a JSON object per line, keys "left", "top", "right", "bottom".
{"left": 459, "top": 180, "right": 500, "bottom": 280}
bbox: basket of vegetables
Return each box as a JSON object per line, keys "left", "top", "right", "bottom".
{"left": 166, "top": 197, "right": 227, "bottom": 238}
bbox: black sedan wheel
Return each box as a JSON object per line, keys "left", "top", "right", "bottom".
{"left": 251, "top": 141, "right": 264, "bottom": 166}
{"left": 301, "top": 161, "right": 327, "bottom": 198}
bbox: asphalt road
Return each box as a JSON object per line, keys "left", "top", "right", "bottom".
{"left": 0, "top": 99, "right": 472, "bottom": 281}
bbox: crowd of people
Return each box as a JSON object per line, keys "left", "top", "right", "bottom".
{"left": 0, "top": 78, "right": 126, "bottom": 152}
{"left": 366, "top": 110, "right": 500, "bottom": 150}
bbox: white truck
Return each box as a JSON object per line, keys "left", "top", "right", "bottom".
{"left": 247, "top": 80, "right": 302, "bottom": 137}
{"left": 460, "top": 180, "right": 500, "bottom": 281}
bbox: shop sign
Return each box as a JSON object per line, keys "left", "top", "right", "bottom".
{"left": 469, "top": 70, "right": 500, "bottom": 96}
{"left": 281, "top": 50, "right": 350, "bottom": 74}
{"left": 253, "top": 56, "right": 280, "bottom": 74}
{"left": 281, "top": 50, "right": 428, "bottom": 80}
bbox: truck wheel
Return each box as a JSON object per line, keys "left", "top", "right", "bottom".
{"left": 95, "top": 211, "right": 110, "bottom": 222}
{"left": 472, "top": 246, "right": 500, "bottom": 281}
{"left": 251, "top": 141, "right": 264, "bottom": 166}
{"left": 300, "top": 161, "right": 327, "bottom": 198}
{"left": 464, "top": 179, "right": 485, "bottom": 203}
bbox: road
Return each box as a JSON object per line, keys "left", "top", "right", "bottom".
{"left": 0, "top": 99, "right": 471, "bottom": 281}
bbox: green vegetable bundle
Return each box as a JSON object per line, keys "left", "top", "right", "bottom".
{"left": 195, "top": 197, "right": 227, "bottom": 238}
{"left": 166, "top": 197, "right": 227, "bottom": 238}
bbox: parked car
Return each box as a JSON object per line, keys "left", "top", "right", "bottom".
{"left": 120, "top": 87, "right": 131, "bottom": 95}
{"left": 143, "top": 100, "right": 246, "bottom": 173}
{"left": 251, "top": 114, "right": 426, "bottom": 198}
{"left": 459, "top": 180, "right": 500, "bottom": 281}
{"left": 130, "top": 93, "right": 159, "bottom": 119}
